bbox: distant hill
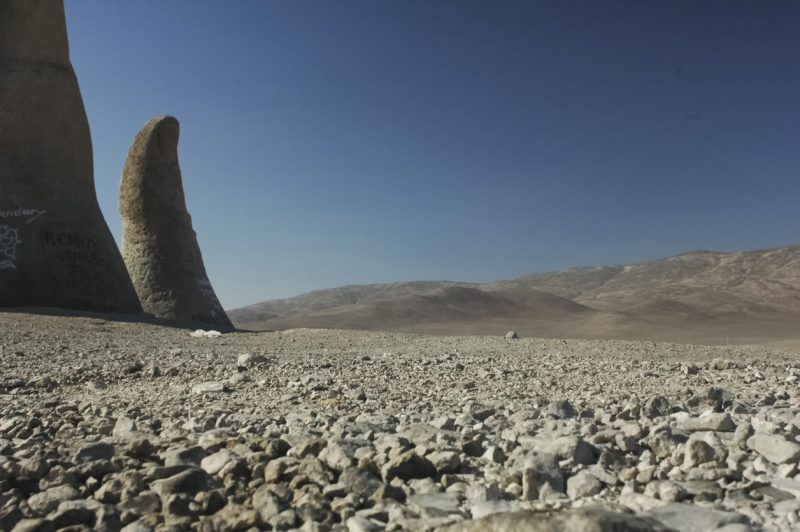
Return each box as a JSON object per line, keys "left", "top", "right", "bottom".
{"left": 228, "top": 244, "right": 800, "bottom": 344}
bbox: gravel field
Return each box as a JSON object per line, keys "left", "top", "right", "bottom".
{"left": 1, "top": 311, "right": 800, "bottom": 531}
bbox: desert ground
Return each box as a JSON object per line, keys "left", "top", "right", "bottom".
{"left": 2, "top": 310, "right": 800, "bottom": 531}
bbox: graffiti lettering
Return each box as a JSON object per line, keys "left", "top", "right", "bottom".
{"left": 44, "top": 231, "right": 99, "bottom": 251}
{"left": 0, "top": 224, "right": 21, "bottom": 269}
{"left": 43, "top": 231, "right": 108, "bottom": 269}
{"left": 197, "top": 277, "right": 224, "bottom": 318}
{"left": 50, "top": 264, "right": 115, "bottom": 299}
{"left": 0, "top": 208, "right": 46, "bottom": 224}
{"left": 40, "top": 230, "right": 118, "bottom": 305}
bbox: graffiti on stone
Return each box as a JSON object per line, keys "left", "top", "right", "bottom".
{"left": 43, "top": 231, "right": 108, "bottom": 269}
{"left": 197, "top": 277, "right": 224, "bottom": 318}
{"left": 0, "top": 208, "right": 46, "bottom": 224}
{"left": 41, "top": 230, "right": 118, "bottom": 305}
{"left": 0, "top": 224, "right": 21, "bottom": 269}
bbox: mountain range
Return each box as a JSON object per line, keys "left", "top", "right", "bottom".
{"left": 228, "top": 244, "right": 800, "bottom": 344}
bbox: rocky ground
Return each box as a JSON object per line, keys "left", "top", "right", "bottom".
{"left": 1, "top": 311, "right": 800, "bottom": 531}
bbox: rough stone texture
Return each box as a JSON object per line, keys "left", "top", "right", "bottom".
{"left": 0, "top": 0, "right": 142, "bottom": 313}
{"left": 119, "top": 116, "right": 231, "bottom": 328}
{"left": 437, "top": 508, "right": 672, "bottom": 531}
{"left": 644, "top": 503, "right": 753, "bottom": 532}
{"left": 747, "top": 433, "right": 800, "bottom": 465}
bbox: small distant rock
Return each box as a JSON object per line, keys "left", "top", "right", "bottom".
{"left": 544, "top": 399, "right": 576, "bottom": 419}
{"left": 201, "top": 449, "right": 239, "bottom": 475}
{"left": 191, "top": 381, "right": 228, "bottom": 395}
{"left": 28, "top": 376, "right": 55, "bottom": 390}
{"left": 566, "top": 469, "right": 603, "bottom": 499}
{"left": 429, "top": 450, "right": 462, "bottom": 473}
{"left": 680, "top": 412, "right": 735, "bottom": 432}
{"left": 347, "top": 515, "right": 383, "bottom": 532}
{"left": 680, "top": 363, "right": 699, "bottom": 375}
{"left": 150, "top": 468, "right": 208, "bottom": 498}
{"left": 237, "top": 353, "right": 268, "bottom": 370}
{"left": 27, "top": 485, "right": 80, "bottom": 515}
{"left": 72, "top": 442, "right": 115, "bottom": 463}
{"left": 470, "top": 500, "right": 521, "bottom": 520}
{"left": 46, "top": 499, "right": 105, "bottom": 529}
{"left": 522, "top": 453, "right": 564, "bottom": 500}
{"left": 683, "top": 437, "right": 717, "bottom": 469}
{"left": 381, "top": 451, "right": 436, "bottom": 482}
{"left": 642, "top": 396, "right": 671, "bottom": 418}
{"left": 709, "top": 358, "right": 733, "bottom": 370}
{"left": 505, "top": 330, "right": 519, "bottom": 340}
{"left": 189, "top": 329, "right": 222, "bottom": 338}
{"left": 408, "top": 492, "right": 464, "bottom": 519}
{"left": 112, "top": 416, "right": 137, "bottom": 438}
{"left": 346, "top": 386, "right": 367, "bottom": 401}
{"left": 124, "top": 361, "right": 144, "bottom": 374}
{"left": 481, "top": 445, "right": 506, "bottom": 464}
{"left": 144, "top": 364, "right": 161, "bottom": 378}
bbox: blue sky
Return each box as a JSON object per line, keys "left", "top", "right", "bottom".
{"left": 64, "top": 1, "right": 800, "bottom": 309}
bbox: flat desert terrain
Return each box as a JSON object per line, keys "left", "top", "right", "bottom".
{"left": 2, "top": 310, "right": 800, "bottom": 530}
{"left": 230, "top": 245, "right": 800, "bottom": 348}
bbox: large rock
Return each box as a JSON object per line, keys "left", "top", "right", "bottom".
{"left": 0, "top": 0, "right": 142, "bottom": 313}
{"left": 747, "top": 433, "right": 800, "bottom": 464}
{"left": 119, "top": 116, "right": 232, "bottom": 328}
{"left": 436, "top": 507, "right": 672, "bottom": 532}
{"left": 643, "top": 503, "right": 753, "bottom": 531}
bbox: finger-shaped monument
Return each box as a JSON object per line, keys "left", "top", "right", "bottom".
{"left": 120, "top": 116, "right": 232, "bottom": 328}
{"left": 0, "top": 0, "right": 143, "bottom": 313}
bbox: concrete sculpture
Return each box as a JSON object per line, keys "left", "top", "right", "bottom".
{"left": 120, "top": 116, "right": 232, "bottom": 328}
{"left": 0, "top": 0, "right": 143, "bottom": 313}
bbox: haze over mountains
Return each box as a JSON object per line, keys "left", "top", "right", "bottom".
{"left": 229, "top": 244, "right": 800, "bottom": 344}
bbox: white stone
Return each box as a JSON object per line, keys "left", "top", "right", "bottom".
{"left": 747, "top": 433, "right": 800, "bottom": 465}
{"left": 201, "top": 449, "right": 239, "bottom": 475}
{"left": 566, "top": 469, "right": 603, "bottom": 499}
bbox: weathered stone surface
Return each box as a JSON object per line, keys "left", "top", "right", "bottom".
{"left": 644, "top": 503, "right": 753, "bottom": 532}
{"left": 409, "top": 492, "right": 464, "bottom": 519}
{"left": 566, "top": 469, "right": 603, "bottom": 499}
{"left": 436, "top": 507, "right": 671, "bottom": 531}
{"left": 27, "top": 485, "right": 79, "bottom": 515}
{"left": 119, "top": 115, "right": 231, "bottom": 328}
{"left": 191, "top": 381, "right": 228, "bottom": 395}
{"left": 200, "top": 449, "right": 238, "bottom": 475}
{"left": 72, "top": 441, "right": 115, "bottom": 463}
{"left": 747, "top": 433, "right": 800, "bottom": 464}
{"left": 680, "top": 412, "right": 735, "bottom": 432}
{"left": 150, "top": 468, "right": 208, "bottom": 498}
{"left": 522, "top": 453, "right": 564, "bottom": 500}
{"left": 381, "top": 451, "right": 436, "bottom": 481}
{"left": 0, "top": 0, "right": 142, "bottom": 313}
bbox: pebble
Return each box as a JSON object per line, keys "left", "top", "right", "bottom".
{"left": 191, "top": 381, "right": 228, "bottom": 395}
{"left": 566, "top": 469, "right": 603, "bottom": 499}
{"left": 236, "top": 352, "right": 268, "bottom": 370}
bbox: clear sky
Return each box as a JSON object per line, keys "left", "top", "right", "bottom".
{"left": 64, "top": 1, "right": 800, "bottom": 309}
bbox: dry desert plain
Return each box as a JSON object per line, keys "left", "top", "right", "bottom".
{"left": 2, "top": 310, "right": 800, "bottom": 531}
